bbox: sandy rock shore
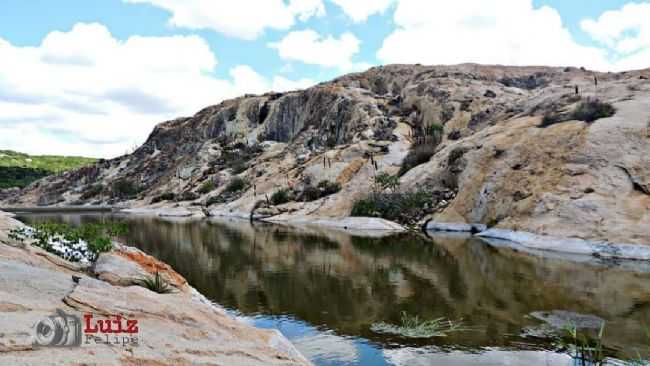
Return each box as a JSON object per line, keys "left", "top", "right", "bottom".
{"left": 0, "top": 212, "right": 311, "bottom": 366}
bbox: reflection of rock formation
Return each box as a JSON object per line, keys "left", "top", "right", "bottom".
{"left": 19, "top": 214, "right": 650, "bottom": 354}
{"left": 292, "top": 332, "right": 360, "bottom": 365}
{"left": 384, "top": 347, "right": 572, "bottom": 366}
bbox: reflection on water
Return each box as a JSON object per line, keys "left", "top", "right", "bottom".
{"left": 17, "top": 213, "right": 650, "bottom": 366}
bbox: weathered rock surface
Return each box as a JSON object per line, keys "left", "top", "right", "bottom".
{"left": 477, "top": 228, "right": 650, "bottom": 260}
{"left": 4, "top": 64, "right": 649, "bottom": 244}
{"left": 0, "top": 213, "right": 311, "bottom": 365}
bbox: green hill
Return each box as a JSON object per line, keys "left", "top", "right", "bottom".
{"left": 0, "top": 150, "right": 96, "bottom": 189}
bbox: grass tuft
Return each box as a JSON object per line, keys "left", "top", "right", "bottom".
{"left": 133, "top": 272, "right": 175, "bottom": 294}
{"left": 371, "top": 312, "right": 470, "bottom": 338}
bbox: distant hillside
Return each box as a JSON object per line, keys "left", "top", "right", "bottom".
{"left": 2, "top": 64, "right": 649, "bottom": 245}
{"left": 0, "top": 150, "right": 96, "bottom": 189}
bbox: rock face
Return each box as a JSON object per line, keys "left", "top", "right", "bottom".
{"left": 0, "top": 213, "right": 311, "bottom": 365}
{"left": 4, "top": 64, "right": 650, "bottom": 244}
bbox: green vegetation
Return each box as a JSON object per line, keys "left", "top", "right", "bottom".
{"left": 111, "top": 179, "right": 141, "bottom": 199}
{"left": 224, "top": 177, "right": 248, "bottom": 193}
{"left": 213, "top": 143, "right": 264, "bottom": 175}
{"left": 270, "top": 188, "right": 291, "bottom": 205}
{"left": 177, "top": 191, "right": 198, "bottom": 202}
{"left": 541, "top": 99, "right": 616, "bottom": 128}
{"left": 133, "top": 272, "right": 175, "bottom": 294}
{"left": 573, "top": 99, "right": 617, "bottom": 122}
{"left": 374, "top": 173, "right": 401, "bottom": 192}
{"left": 399, "top": 142, "right": 438, "bottom": 176}
{"left": 552, "top": 324, "right": 650, "bottom": 365}
{"left": 398, "top": 122, "right": 444, "bottom": 176}
{"left": 198, "top": 180, "right": 216, "bottom": 194}
{"left": 303, "top": 180, "right": 341, "bottom": 202}
{"left": 0, "top": 150, "right": 96, "bottom": 188}
{"left": 351, "top": 190, "right": 433, "bottom": 226}
{"left": 424, "top": 123, "right": 444, "bottom": 136}
{"left": 316, "top": 180, "right": 342, "bottom": 195}
{"left": 151, "top": 192, "right": 176, "bottom": 204}
{"left": 269, "top": 180, "right": 342, "bottom": 205}
{"left": 80, "top": 184, "right": 104, "bottom": 200}
{"left": 205, "top": 177, "right": 249, "bottom": 206}
{"left": 9, "top": 222, "right": 126, "bottom": 263}
{"left": 557, "top": 324, "right": 607, "bottom": 365}
{"left": 371, "top": 312, "right": 469, "bottom": 338}
{"left": 351, "top": 174, "right": 432, "bottom": 226}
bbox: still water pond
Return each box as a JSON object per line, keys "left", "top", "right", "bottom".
{"left": 17, "top": 213, "right": 650, "bottom": 366}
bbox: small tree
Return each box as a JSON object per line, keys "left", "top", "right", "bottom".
{"left": 374, "top": 173, "right": 401, "bottom": 192}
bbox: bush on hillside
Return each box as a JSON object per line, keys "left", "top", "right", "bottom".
{"left": 198, "top": 180, "right": 216, "bottom": 194}
{"left": 540, "top": 99, "right": 616, "bottom": 128}
{"left": 111, "top": 179, "right": 141, "bottom": 199}
{"left": 224, "top": 177, "right": 248, "bottom": 193}
{"left": 351, "top": 190, "right": 434, "bottom": 226}
{"left": 270, "top": 189, "right": 292, "bottom": 205}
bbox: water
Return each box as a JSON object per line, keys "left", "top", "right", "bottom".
{"left": 16, "top": 213, "right": 650, "bottom": 365}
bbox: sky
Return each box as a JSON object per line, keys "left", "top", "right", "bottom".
{"left": 1, "top": 0, "right": 649, "bottom": 158}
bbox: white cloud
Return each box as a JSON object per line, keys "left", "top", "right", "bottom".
{"left": 329, "top": 0, "right": 396, "bottom": 22}
{"left": 269, "top": 29, "right": 362, "bottom": 69}
{"left": 272, "top": 75, "right": 316, "bottom": 91}
{"left": 580, "top": 2, "right": 650, "bottom": 70}
{"left": 123, "top": 0, "right": 325, "bottom": 40}
{"left": 378, "top": 0, "right": 611, "bottom": 70}
{"left": 0, "top": 23, "right": 315, "bottom": 158}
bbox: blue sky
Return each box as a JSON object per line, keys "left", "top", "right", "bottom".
{"left": 1, "top": 0, "right": 649, "bottom": 157}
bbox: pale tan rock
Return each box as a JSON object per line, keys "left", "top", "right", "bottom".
{"left": 4, "top": 64, "right": 650, "bottom": 245}
{"left": 0, "top": 212, "right": 311, "bottom": 365}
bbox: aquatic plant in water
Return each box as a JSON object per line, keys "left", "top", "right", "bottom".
{"left": 558, "top": 323, "right": 606, "bottom": 365}
{"left": 370, "top": 311, "right": 469, "bottom": 338}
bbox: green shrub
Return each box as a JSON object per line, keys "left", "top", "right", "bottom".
{"left": 133, "top": 272, "right": 174, "bottom": 294}
{"left": 572, "top": 99, "right": 616, "bottom": 122}
{"left": 351, "top": 190, "right": 434, "bottom": 226}
{"left": 374, "top": 173, "right": 400, "bottom": 192}
{"left": 300, "top": 180, "right": 341, "bottom": 202}
{"left": 198, "top": 180, "right": 216, "bottom": 194}
{"left": 224, "top": 177, "right": 248, "bottom": 193}
{"left": 111, "top": 179, "right": 140, "bottom": 199}
{"left": 317, "top": 180, "right": 341, "bottom": 196}
{"left": 270, "top": 188, "right": 291, "bottom": 205}
{"left": 399, "top": 142, "right": 437, "bottom": 176}
{"left": 177, "top": 191, "right": 198, "bottom": 201}
{"left": 540, "top": 113, "right": 564, "bottom": 128}
{"left": 151, "top": 192, "right": 176, "bottom": 203}
{"left": 9, "top": 222, "right": 126, "bottom": 263}
{"left": 205, "top": 195, "right": 223, "bottom": 206}
{"left": 230, "top": 158, "right": 249, "bottom": 174}
{"left": 80, "top": 184, "right": 104, "bottom": 200}
{"left": 424, "top": 123, "right": 444, "bottom": 136}
{"left": 540, "top": 99, "right": 616, "bottom": 128}
{"left": 303, "top": 185, "right": 321, "bottom": 201}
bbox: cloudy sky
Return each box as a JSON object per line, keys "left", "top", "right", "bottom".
{"left": 1, "top": 0, "right": 649, "bottom": 158}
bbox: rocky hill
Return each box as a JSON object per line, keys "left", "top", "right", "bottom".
{"left": 3, "top": 64, "right": 649, "bottom": 244}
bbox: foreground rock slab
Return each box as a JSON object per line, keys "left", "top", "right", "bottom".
{"left": 0, "top": 213, "right": 311, "bottom": 366}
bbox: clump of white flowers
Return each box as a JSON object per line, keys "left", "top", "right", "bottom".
{"left": 9, "top": 222, "right": 126, "bottom": 263}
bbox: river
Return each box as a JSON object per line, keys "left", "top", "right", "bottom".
{"left": 16, "top": 213, "right": 650, "bottom": 366}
